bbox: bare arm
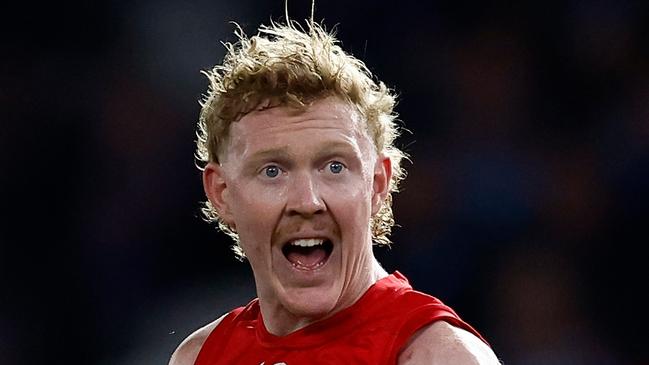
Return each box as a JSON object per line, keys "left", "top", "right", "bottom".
{"left": 398, "top": 321, "right": 501, "bottom": 365}
{"left": 168, "top": 313, "right": 227, "bottom": 365}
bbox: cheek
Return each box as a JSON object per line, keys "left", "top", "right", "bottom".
{"left": 230, "top": 188, "right": 277, "bottom": 264}
{"left": 230, "top": 183, "right": 285, "bottom": 234}
{"left": 322, "top": 179, "right": 373, "bottom": 231}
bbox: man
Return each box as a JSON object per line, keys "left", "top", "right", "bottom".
{"left": 170, "top": 19, "right": 500, "bottom": 364}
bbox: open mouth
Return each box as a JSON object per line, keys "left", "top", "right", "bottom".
{"left": 281, "top": 238, "right": 334, "bottom": 270}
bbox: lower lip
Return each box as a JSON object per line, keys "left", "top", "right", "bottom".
{"left": 283, "top": 246, "right": 333, "bottom": 274}
{"left": 289, "top": 255, "right": 329, "bottom": 271}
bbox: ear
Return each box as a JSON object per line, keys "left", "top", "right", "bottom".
{"left": 371, "top": 155, "right": 392, "bottom": 216}
{"left": 203, "top": 162, "right": 235, "bottom": 227}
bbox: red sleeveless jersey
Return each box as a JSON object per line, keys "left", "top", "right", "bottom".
{"left": 194, "top": 272, "right": 488, "bottom": 365}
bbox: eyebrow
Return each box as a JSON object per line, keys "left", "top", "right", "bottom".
{"left": 313, "top": 141, "right": 359, "bottom": 160}
{"left": 239, "top": 147, "right": 293, "bottom": 174}
{"left": 246, "top": 147, "right": 292, "bottom": 163}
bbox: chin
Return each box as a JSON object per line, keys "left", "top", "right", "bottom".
{"left": 279, "top": 285, "right": 340, "bottom": 319}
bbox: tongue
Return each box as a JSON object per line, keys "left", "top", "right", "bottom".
{"left": 286, "top": 246, "right": 327, "bottom": 269}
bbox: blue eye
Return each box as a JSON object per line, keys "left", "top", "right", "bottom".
{"left": 329, "top": 161, "right": 344, "bottom": 174}
{"left": 264, "top": 165, "right": 280, "bottom": 178}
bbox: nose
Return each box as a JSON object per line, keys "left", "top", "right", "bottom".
{"left": 286, "top": 171, "right": 326, "bottom": 217}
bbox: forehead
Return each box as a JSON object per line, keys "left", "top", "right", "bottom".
{"left": 223, "top": 97, "right": 373, "bottom": 160}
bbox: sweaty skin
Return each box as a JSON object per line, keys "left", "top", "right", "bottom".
{"left": 203, "top": 97, "right": 392, "bottom": 336}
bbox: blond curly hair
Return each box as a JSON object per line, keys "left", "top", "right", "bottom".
{"left": 195, "top": 19, "right": 407, "bottom": 259}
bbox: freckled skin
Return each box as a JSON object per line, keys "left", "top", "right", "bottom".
{"left": 203, "top": 97, "right": 392, "bottom": 336}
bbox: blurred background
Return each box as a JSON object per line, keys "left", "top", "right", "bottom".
{"left": 1, "top": 1, "right": 648, "bottom": 364}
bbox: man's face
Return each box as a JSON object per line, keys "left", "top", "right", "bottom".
{"left": 203, "top": 97, "right": 390, "bottom": 331}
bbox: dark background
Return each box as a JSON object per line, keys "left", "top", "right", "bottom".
{"left": 2, "top": 1, "right": 648, "bottom": 364}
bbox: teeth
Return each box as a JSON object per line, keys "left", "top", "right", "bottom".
{"left": 290, "top": 239, "right": 324, "bottom": 247}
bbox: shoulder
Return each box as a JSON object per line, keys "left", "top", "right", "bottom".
{"left": 398, "top": 321, "right": 501, "bottom": 365}
{"left": 168, "top": 313, "right": 228, "bottom": 365}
